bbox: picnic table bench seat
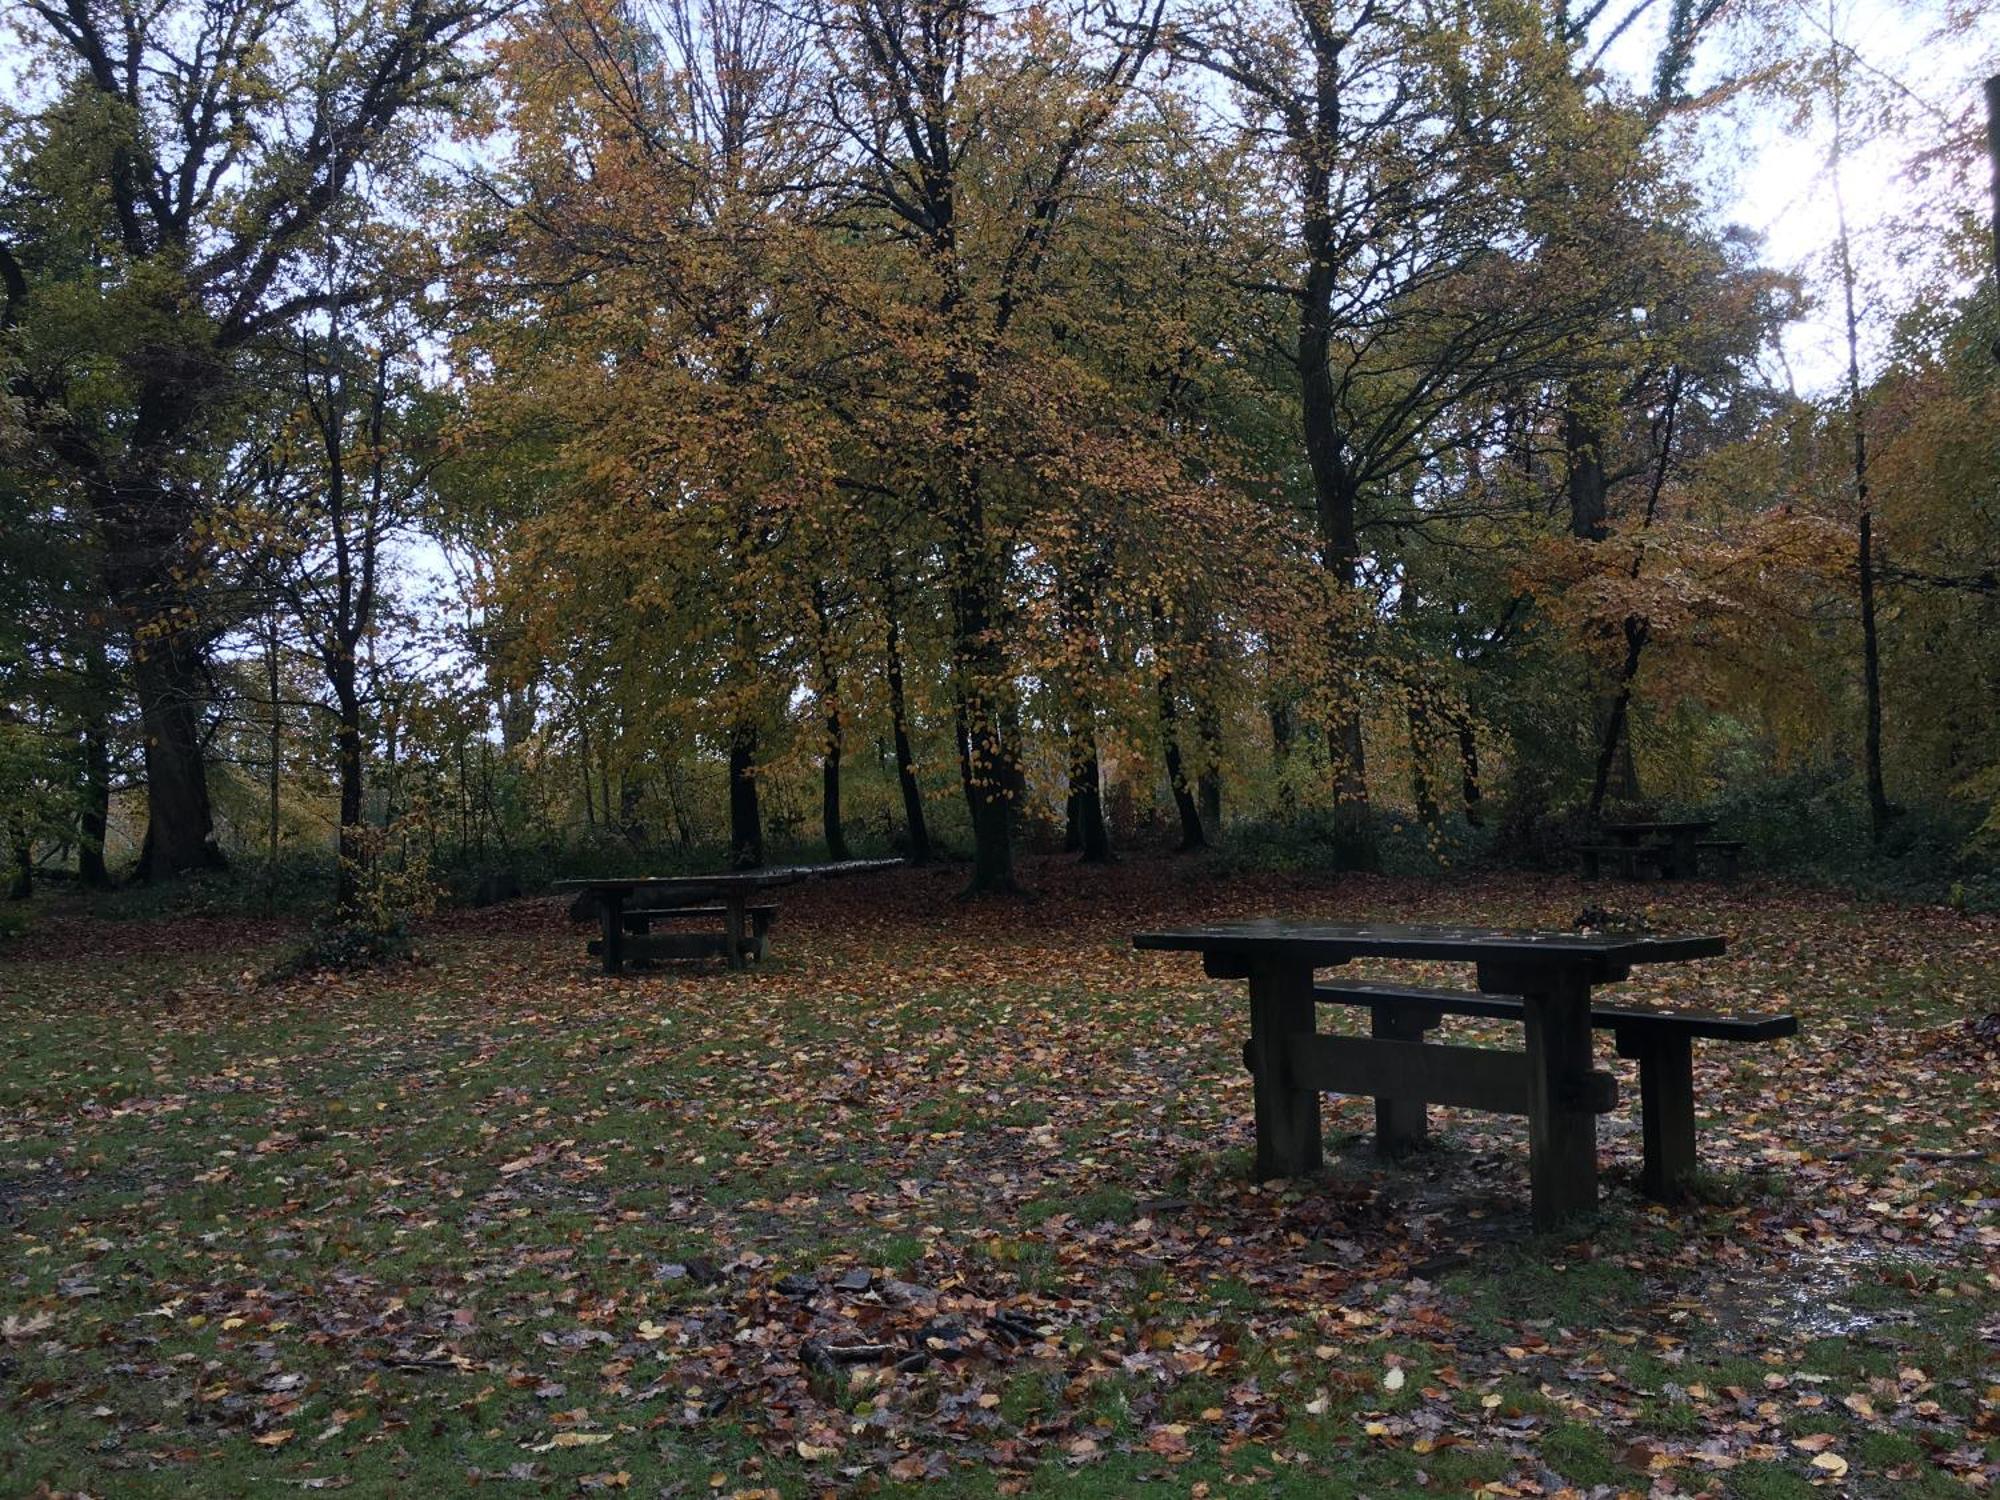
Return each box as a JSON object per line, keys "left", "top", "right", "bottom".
{"left": 1308, "top": 979, "right": 1796, "bottom": 1200}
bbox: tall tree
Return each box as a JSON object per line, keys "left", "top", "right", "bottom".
{"left": 1172, "top": 0, "right": 1657, "bottom": 862}
{"left": 259, "top": 270, "right": 432, "bottom": 915}
{"left": 0, "top": 0, "right": 495, "bottom": 878}
{"left": 1826, "top": 22, "right": 1895, "bottom": 839}
{"left": 812, "top": 0, "right": 1164, "bottom": 892}
{"left": 468, "top": 0, "right": 845, "bottom": 869}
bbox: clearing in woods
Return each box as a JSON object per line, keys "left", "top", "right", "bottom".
{"left": 1, "top": 859, "right": 1995, "bottom": 1497}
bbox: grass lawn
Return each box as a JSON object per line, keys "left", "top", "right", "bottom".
{"left": 1, "top": 858, "right": 1995, "bottom": 1497}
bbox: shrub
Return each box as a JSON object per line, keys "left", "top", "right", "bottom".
{"left": 268, "top": 812, "right": 440, "bottom": 980}
{"left": 267, "top": 919, "right": 423, "bottom": 980}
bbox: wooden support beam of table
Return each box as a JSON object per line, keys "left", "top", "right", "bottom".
{"left": 1283, "top": 1034, "right": 1617, "bottom": 1117}
{"left": 722, "top": 897, "right": 748, "bottom": 971}
{"left": 1482, "top": 963, "right": 1601, "bottom": 1230}
{"left": 1620, "top": 1027, "right": 1698, "bottom": 1201}
{"left": 1369, "top": 1003, "right": 1439, "bottom": 1155}
{"left": 599, "top": 889, "right": 626, "bottom": 974}
{"left": 1246, "top": 961, "right": 1321, "bottom": 1180}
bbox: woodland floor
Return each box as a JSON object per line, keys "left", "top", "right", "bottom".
{"left": 1, "top": 858, "right": 1996, "bottom": 1500}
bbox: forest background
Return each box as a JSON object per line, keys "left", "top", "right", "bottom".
{"left": 3, "top": 0, "right": 1999, "bottom": 926}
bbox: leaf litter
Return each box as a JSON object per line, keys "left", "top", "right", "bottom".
{"left": 0, "top": 857, "right": 1995, "bottom": 1496}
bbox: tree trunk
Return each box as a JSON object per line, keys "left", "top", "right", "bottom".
{"left": 78, "top": 721, "right": 111, "bottom": 887}
{"left": 78, "top": 402, "right": 224, "bottom": 883}
{"left": 821, "top": 709, "right": 849, "bottom": 862}
{"left": 1157, "top": 673, "right": 1206, "bottom": 852}
{"left": 728, "top": 722, "right": 764, "bottom": 867}
{"left": 950, "top": 557, "right": 1018, "bottom": 893}
{"left": 381, "top": 697, "right": 400, "bottom": 828}
{"left": 130, "top": 635, "right": 224, "bottom": 880}
{"left": 882, "top": 590, "right": 932, "bottom": 863}
{"left": 1831, "top": 50, "right": 1895, "bottom": 840}
{"left": 1454, "top": 707, "right": 1484, "bottom": 827}
{"left": 332, "top": 674, "right": 365, "bottom": 920}
{"left": 1566, "top": 400, "right": 1641, "bottom": 816}
{"left": 1299, "top": 351, "right": 1375, "bottom": 866}
{"left": 1269, "top": 697, "right": 1295, "bottom": 814}
{"left": 1984, "top": 75, "right": 2000, "bottom": 298}
{"left": 1586, "top": 618, "right": 1650, "bottom": 824}
{"left": 811, "top": 583, "right": 851, "bottom": 862}
{"left": 617, "top": 774, "right": 646, "bottom": 848}
{"left": 1298, "top": 119, "right": 1377, "bottom": 871}
{"left": 266, "top": 620, "right": 282, "bottom": 901}
{"left": 1564, "top": 405, "right": 1611, "bottom": 541}
{"left": 1055, "top": 564, "right": 1112, "bottom": 863}
{"left": 1584, "top": 372, "right": 1682, "bottom": 824}
{"left": 1195, "top": 689, "right": 1223, "bottom": 834}
{"left": 1066, "top": 720, "right": 1112, "bottom": 863}
{"left": 931, "top": 234, "right": 1018, "bottom": 895}
{"left": 1407, "top": 683, "right": 1441, "bottom": 829}
{"left": 1859, "top": 510, "right": 1890, "bottom": 836}
{"left": 7, "top": 815, "right": 30, "bottom": 901}
{"left": 666, "top": 763, "right": 695, "bottom": 847}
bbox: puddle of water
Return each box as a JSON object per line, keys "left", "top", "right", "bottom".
{"left": 1690, "top": 1239, "right": 1959, "bottom": 1341}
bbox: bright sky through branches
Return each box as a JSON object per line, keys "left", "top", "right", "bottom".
{"left": 1601, "top": 0, "right": 2000, "bottom": 393}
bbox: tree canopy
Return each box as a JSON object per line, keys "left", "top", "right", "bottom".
{"left": 3, "top": 0, "right": 1997, "bottom": 903}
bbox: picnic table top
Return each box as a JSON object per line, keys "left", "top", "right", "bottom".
{"left": 1597, "top": 819, "right": 1715, "bottom": 836}
{"left": 1132, "top": 920, "right": 1726, "bottom": 969}
{"left": 556, "top": 858, "right": 903, "bottom": 896}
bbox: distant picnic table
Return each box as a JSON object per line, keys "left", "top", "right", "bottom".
{"left": 558, "top": 858, "right": 901, "bottom": 973}
{"left": 1578, "top": 819, "right": 1742, "bottom": 881}
{"left": 1134, "top": 920, "right": 1793, "bottom": 1231}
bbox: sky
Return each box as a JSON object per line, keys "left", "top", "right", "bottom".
{"left": 1615, "top": 0, "right": 2000, "bottom": 393}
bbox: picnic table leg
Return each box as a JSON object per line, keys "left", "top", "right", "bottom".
{"left": 1247, "top": 960, "right": 1321, "bottom": 1181}
{"left": 599, "top": 892, "right": 627, "bottom": 975}
{"left": 722, "top": 896, "right": 748, "bottom": 971}
{"left": 1620, "top": 1028, "right": 1698, "bottom": 1201}
{"left": 1371, "top": 1002, "right": 1432, "bottom": 1156}
{"left": 1493, "top": 967, "right": 1598, "bottom": 1231}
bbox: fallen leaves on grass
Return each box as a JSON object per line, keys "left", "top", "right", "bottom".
{"left": 0, "top": 857, "right": 1995, "bottom": 1496}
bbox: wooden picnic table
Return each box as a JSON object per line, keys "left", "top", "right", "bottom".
{"left": 558, "top": 858, "right": 901, "bottom": 973}
{"left": 1597, "top": 819, "right": 1714, "bottom": 879}
{"left": 1132, "top": 920, "right": 1728, "bottom": 1231}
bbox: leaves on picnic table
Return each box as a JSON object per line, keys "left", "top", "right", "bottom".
{"left": 1, "top": 859, "right": 1996, "bottom": 1495}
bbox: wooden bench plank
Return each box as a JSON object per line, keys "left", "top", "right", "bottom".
{"left": 631, "top": 902, "right": 780, "bottom": 917}
{"left": 1314, "top": 982, "right": 1797, "bottom": 1042}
